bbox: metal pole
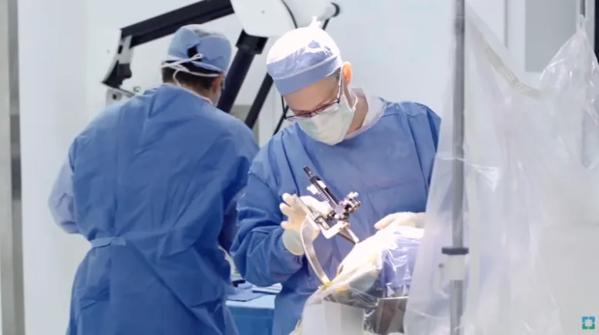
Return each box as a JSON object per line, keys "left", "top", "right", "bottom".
{"left": 245, "top": 74, "right": 273, "bottom": 128}
{"left": 217, "top": 31, "right": 268, "bottom": 113}
{"left": 0, "top": 0, "right": 25, "bottom": 332}
{"left": 453, "top": 0, "right": 466, "bottom": 267}
{"left": 218, "top": 49, "right": 255, "bottom": 112}
{"left": 449, "top": 0, "right": 466, "bottom": 334}
{"left": 580, "top": 0, "right": 587, "bottom": 17}
{"left": 273, "top": 103, "right": 289, "bottom": 135}
{"left": 595, "top": 0, "right": 599, "bottom": 60}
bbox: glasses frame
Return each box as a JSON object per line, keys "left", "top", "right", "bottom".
{"left": 284, "top": 75, "right": 343, "bottom": 122}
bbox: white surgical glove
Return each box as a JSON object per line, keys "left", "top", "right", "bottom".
{"left": 280, "top": 193, "right": 330, "bottom": 256}
{"left": 374, "top": 212, "right": 426, "bottom": 231}
{"left": 325, "top": 224, "right": 423, "bottom": 308}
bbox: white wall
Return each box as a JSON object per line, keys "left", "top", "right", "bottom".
{"left": 507, "top": 0, "right": 586, "bottom": 73}
{"left": 18, "top": 0, "right": 89, "bottom": 333}
{"left": 525, "top": 0, "right": 578, "bottom": 72}
{"left": 16, "top": 1, "right": 510, "bottom": 334}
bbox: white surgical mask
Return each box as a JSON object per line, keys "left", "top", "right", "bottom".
{"left": 298, "top": 89, "right": 358, "bottom": 145}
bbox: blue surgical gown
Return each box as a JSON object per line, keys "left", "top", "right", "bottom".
{"left": 48, "top": 84, "right": 258, "bottom": 335}
{"left": 231, "top": 100, "right": 440, "bottom": 335}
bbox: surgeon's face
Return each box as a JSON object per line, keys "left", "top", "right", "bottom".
{"left": 285, "top": 63, "right": 352, "bottom": 118}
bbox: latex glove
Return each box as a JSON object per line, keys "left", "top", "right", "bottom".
{"left": 280, "top": 193, "right": 330, "bottom": 256}
{"left": 374, "top": 212, "right": 425, "bottom": 231}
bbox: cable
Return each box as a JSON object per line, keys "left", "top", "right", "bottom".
{"left": 273, "top": 97, "right": 290, "bottom": 135}
{"left": 322, "top": 3, "right": 340, "bottom": 29}
{"left": 280, "top": 0, "right": 298, "bottom": 28}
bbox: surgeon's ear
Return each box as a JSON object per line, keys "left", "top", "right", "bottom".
{"left": 341, "top": 62, "right": 353, "bottom": 86}
{"left": 213, "top": 75, "right": 226, "bottom": 93}
{"left": 210, "top": 75, "right": 226, "bottom": 105}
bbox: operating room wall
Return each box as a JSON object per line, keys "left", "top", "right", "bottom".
{"left": 18, "top": 0, "right": 89, "bottom": 334}
{"left": 525, "top": 0, "right": 578, "bottom": 72}
{"left": 507, "top": 0, "right": 592, "bottom": 74}
{"left": 324, "top": 0, "right": 500, "bottom": 116}
{"left": 17, "top": 0, "right": 580, "bottom": 334}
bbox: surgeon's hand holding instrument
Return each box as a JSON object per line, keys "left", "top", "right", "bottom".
{"left": 279, "top": 193, "right": 328, "bottom": 256}
{"left": 300, "top": 166, "right": 360, "bottom": 244}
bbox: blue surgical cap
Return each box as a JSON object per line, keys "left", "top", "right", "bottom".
{"left": 165, "top": 25, "right": 232, "bottom": 74}
{"left": 266, "top": 25, "right": 343, "bottom": 95}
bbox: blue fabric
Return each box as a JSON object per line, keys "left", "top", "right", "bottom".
{"left": 90, "top": 236, "right": 126, "bottom": 248}
{"left": 227, "top": 295, "right": 275, "bottom": 335}
{"left": 373, "top": 234, "right": 420, "bottom": 302}
{"left": 166, "top": 25, "right": 232, "bottom": 73}
{"left": 62, "top": 84, "right": 258, "bottom": 335}
{"left": 227, "top": 285, "right": 263, "bottom": 302}
{"left": 232, "top": 101, "right": 440, "bottom": 335}
{"left": 266, "top": 26, "right": 343, "bottom": 95}
{"left": 48, "top": 159, "right": 79, "bottom": 233}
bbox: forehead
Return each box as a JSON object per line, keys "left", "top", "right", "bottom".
{"left": 284, "top": 75, "right": 338, "bottom": 112}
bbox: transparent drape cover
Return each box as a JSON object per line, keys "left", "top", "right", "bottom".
{"left": 404, "top": 7, "right": 599, "bottom": 335}
{"left": 296, "top": 226, "right": 421, "bottom": 334}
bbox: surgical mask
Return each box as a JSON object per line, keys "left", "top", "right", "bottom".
{"left": 298, "top": 89, "right": 358, "bottom": 145}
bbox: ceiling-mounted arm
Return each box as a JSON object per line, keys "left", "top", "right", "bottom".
{"left": 217, "top": 32, "right": 268, "bottom": 113}
{"left": 102, "top": 0, "right": 234, "bottom": 90}
{"left": 102, "top": 0, "right": 340, "bottom": 111}
{"left": 122, "top": 0, "right": 234, "bottom": 48}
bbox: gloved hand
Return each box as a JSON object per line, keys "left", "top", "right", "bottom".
{"left": 324, "top": 225, "right": 422, "bottom": 309}
{"left": 323, "top": 229, "right": 396, "bottom": 308}
{"left": 374, "top": 212, "right": 426, "bottom": 231}
{"left": 279, "top": 193, "right": 330, "bottom": 256}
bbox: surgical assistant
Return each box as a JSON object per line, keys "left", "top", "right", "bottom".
{"left": 231, "top": 24, "right": 440, "bottom": 334}
{"left": 49, "top": 26, "right": 258, "bottom": 335}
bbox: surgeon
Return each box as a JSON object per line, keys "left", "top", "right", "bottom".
{"left": 48, "top": 26, "right": 258, "bottom": 335}
{"left": 231, "top": 24, "right": 440, "bottom": 334}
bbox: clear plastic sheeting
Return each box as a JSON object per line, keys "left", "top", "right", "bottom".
{"left": 300, "top": 217, "right": 332, "bottom": 285}
{"left": 405, "top": 7, "right": 599, "bottom": 335}
{"left": 295, "top": 226, "right": 422, "bottom": 335}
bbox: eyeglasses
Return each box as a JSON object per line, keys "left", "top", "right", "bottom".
{"left": 284, "top": 76, "right": 342, "bottom": 122}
